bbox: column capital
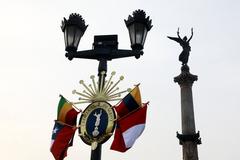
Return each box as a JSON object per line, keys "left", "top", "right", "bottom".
{"left": 174, "top": 65, "right": 198, "bottom": 85}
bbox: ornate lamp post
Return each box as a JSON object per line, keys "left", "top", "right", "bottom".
{"left": 61, "top": 10, "right": 152, "bottom": 160}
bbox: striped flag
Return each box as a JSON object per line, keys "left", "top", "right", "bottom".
{"left": 114, "top": 85, "right": 142, "bottom": 118}
{"left": 57, "top": 95, "right": 79, "bottom": 126}
{"left": 110, "top": 103, "right": 148, "bottom": 152}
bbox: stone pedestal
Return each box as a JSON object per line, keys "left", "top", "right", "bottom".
{"left": 174, "top": 65, "right": 201, "bottom": 160}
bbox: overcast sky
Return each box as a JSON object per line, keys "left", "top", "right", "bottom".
{"left": 0, "top": 0, "right": 240, "bottom": 159}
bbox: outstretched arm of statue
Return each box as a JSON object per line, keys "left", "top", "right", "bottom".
{"left": 177, "top": 27, "right": 181, "bottom": 39}
{"left": 188, "top": 28, "right": 193, "bottom": 42}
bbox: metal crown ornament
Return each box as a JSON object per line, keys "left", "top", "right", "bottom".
{"left": 72, "top": 71, "right": 131, "bottom": 104}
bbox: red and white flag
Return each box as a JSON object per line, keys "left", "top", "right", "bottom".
{"left": 110, "top": 103, "right": 148, "bottom": 152}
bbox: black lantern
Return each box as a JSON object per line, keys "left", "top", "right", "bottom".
{"left": 61, "top": 13, "right": 88, "bottom": 52}
{"left": 125, "top": 10, "right": 152, "bottom": 50}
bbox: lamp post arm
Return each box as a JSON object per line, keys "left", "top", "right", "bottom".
{"left": 65, "top": 49, "right": 144, "bottom": 61}
{"left": 65, "top": 50, "right": 98, "bottom": 60}
{"left": 111, "top": 49, "right": 143, "bottom": 59}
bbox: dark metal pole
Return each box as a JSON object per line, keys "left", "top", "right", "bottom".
{"left": 90, "top": 59, "right": 107, "bottom": 160}
{"left": 91, "top": 144, "right": 102, "bottom": 160}
{"left": 98, "top": 59, "right": 107, "bottom": 79}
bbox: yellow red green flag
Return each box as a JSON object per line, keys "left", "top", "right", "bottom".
{"left": 57, "top": 96, "right": 79, "bottom": 126}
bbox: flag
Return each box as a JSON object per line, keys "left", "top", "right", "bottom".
{"left": 115, "top": 85, "right": 142, "bottom": 118}
{"left": 110, "top": 103, "right": 148, "bottom": 152}
{"left": 50, "top": 96, "right": 79, "bottom": 160}
{"left": 57, "top": 95, "right": 79, "bottom": 125}
{"left": 50, "top": 121, "right": 77, "bottom": 160}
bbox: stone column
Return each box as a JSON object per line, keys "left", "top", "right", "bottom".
{"left": 174, "top": 65, "right": 201, "bottom": 160}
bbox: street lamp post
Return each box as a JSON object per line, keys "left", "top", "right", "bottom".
{"left": 61, "top": 10, "right": 152, "bottom": 160}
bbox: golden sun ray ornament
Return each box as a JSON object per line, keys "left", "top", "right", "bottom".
{"left": 72, "top": 71, "right": 131, "bottom": 104}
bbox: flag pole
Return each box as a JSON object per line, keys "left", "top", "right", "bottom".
{"left": 134, "top": 83, "right": 140, "bottom": 87}
{"left": 55, "top": 120, "right": 81, "bottom": 128}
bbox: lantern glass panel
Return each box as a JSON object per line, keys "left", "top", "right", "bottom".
{"left": 67, "top": 25, "right": 75, "bottom": 47}
{"left": 64, "top": 29, "right": 68, "bottom": 48}
{"left": 128, "top": 24, "right": 135, "bottom": 45}
{"left": 141, "top": 27, "right": 148, "bottom": 46}
{"left": 135, "top": 22, "right": 145, "bottom": 45}
{"left": 73, "top": 29, "right": 83, "bottom": 49}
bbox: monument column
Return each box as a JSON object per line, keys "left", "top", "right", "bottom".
{"left": 174, "top": 64, "right": 201, "bottom": 160}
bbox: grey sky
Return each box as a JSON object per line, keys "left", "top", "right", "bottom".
{"left": 0, "top": 0, "right": 240, "bottom": 159}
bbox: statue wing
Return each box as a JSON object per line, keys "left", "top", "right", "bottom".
{"left": 167, "top": 36, "right": 182, "bottom": 43}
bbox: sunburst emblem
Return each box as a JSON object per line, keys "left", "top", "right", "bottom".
{"left": 72, "top": 71, "right": 131, "bottom": 104}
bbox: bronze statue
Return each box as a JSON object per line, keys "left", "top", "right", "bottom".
{"left": 168, "top": 28, "right": 193, "bottom": 65}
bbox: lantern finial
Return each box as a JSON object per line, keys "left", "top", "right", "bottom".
{"left": 61, "top": 13, "right": 88, "bottom": 52}
{"left": 61, "top": 13, "right": 88, "bottom": 32}
{"left": 125, "top": 9, "right": 152, "bottom": 31}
